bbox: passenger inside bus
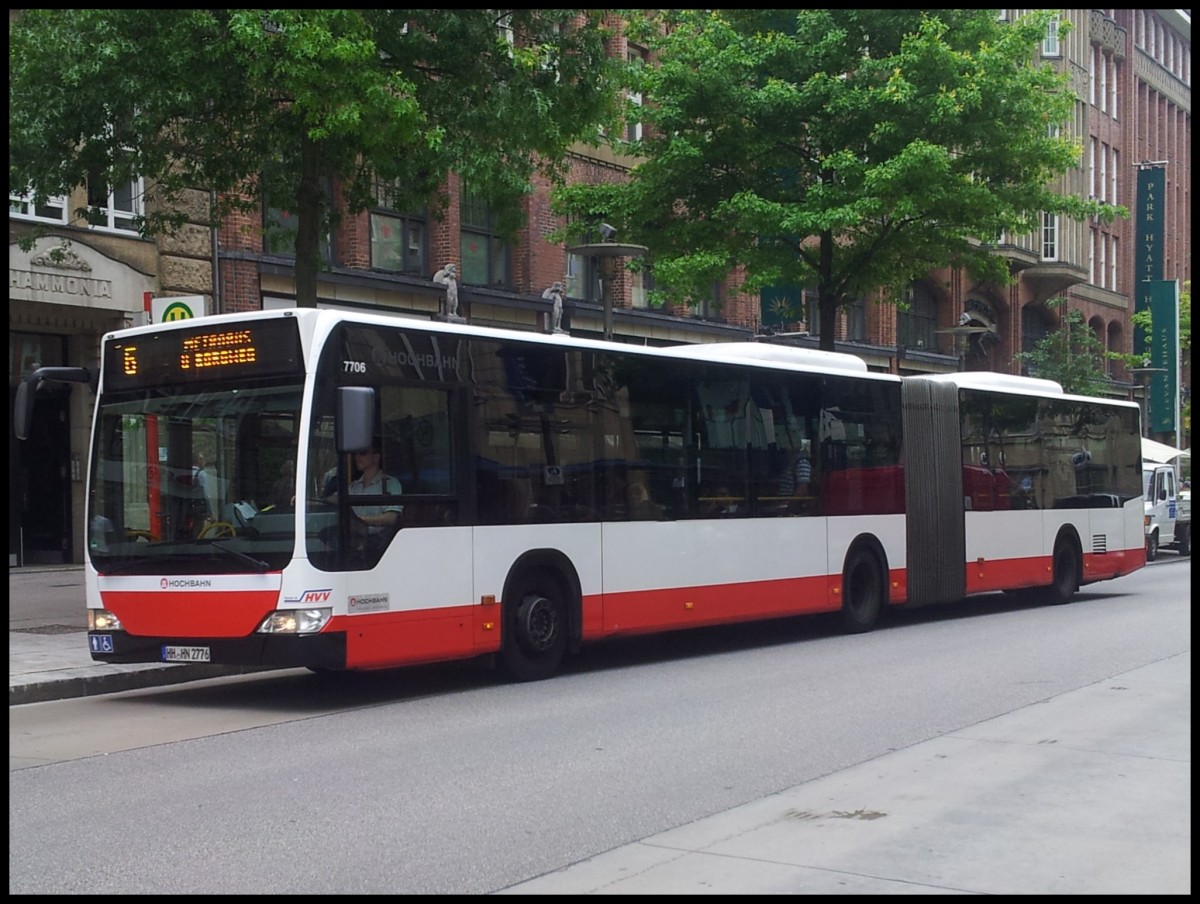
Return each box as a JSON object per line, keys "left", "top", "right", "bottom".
{"left": 778, "top": 440, "right": 813, "bottom": 497}
{"left": 627, "top": 479, "right": 664, "bottom": 520}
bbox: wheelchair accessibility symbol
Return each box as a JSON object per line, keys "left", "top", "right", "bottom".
{"left": 89, "top": 635, "right": 115, "bottom": 653}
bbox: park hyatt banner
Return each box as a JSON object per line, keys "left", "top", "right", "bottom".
{"left": 1148, "top": 279, "right": 1179, "bottom": 436}
{"left": 1134, "top": 165, "right": 1166, "bottom": 359}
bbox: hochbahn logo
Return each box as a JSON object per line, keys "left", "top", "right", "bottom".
{"left": 160, "top": 578, "right": 213, "bottom": 589}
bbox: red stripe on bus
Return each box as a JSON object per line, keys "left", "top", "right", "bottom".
{"left": 101, "top": 591, "right": 280, "bottom": 637}
{"left": 596, "top": 574, "right": 837, "bottom": 636}
{"left": 962, "top": 547, "right": 1144, "bottom": 595}
{"left": 331, "top": 605, "right": 497, "bottom": 670}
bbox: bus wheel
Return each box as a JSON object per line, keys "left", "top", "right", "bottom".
{"left": 500, "top": 571, "right": 567, "bottom": 682}
{"left": 1041, "top": 536, "right": 1080, "bottom": 605}
{"left": 840, "top": 545, "right": 884, "bottom": 634}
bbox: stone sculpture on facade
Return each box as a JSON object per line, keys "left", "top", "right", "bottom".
{"left": 542, "top": 281, "right": 566, "bottom": 334}
{"left": 433, "top": 263, "right": 464, "bottom": 321}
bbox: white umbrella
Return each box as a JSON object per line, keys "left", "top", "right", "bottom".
{"left": 1142, "top": 437, "right": 1191, "bottom": 464}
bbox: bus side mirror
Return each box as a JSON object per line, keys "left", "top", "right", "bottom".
{"left": 13, "top": 366, "right": 94, "bottom": 441}
{"left": 337, "top": 386, "right": 375, "bottom": 452}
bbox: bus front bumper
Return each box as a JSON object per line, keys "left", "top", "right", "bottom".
{"left": 87, "top": 630, "right": 347, "bottom": 670}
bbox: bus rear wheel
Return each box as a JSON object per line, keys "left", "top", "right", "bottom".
{"left": 840, "top": 545, "right": 884, "bottom": 634}
{"left": 500, "top": 571, "right": 568, "bottom": 682}
{"left": 1040, "top": 536, "right": 1080, "bottom": 605}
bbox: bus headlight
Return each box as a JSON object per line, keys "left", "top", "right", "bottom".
{"left": 88, "top": 609, "right": 123, "bottom": 631}
{"left": 257, "top": 608, "right": 332, "bottom": 635}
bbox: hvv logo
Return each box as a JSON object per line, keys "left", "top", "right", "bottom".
{"left": 284, "top": 588, "right": 333, "bottom": 605}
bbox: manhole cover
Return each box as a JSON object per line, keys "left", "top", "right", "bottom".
{"left": 13, "top": 624, "right": 87, "bottom": 635}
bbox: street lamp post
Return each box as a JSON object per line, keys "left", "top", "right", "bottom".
{"left": 934, "top": 324, "right": 995, "bottom": 372}
{"left": 567, "top": 226, "right": 648, "bottom": 342}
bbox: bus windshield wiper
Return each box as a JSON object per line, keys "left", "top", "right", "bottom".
{"left": 207, "top": 540, "right": 271, "bottom": 572}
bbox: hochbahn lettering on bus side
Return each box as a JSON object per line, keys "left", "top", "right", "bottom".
{"left": 371, "top": 348, "right": 459, "bottom": 372}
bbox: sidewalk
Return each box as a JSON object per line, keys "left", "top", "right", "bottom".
{"left": 9, "top": 565, "right": 264, "bottom": 706}
{"left": 500, "top": 653, "right": 1191, "bottom": 895}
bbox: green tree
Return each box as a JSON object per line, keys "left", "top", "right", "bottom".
{"left": 553, "top": 9, "right": 1123, "bottom": 350}
{"left": 10, "top": 10, "right": 621, "bottom": 307}
{"left": 1013, "top": 298, "right": 1112, "bottom": 397}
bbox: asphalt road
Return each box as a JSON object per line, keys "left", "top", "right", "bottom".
{"left": 8, "top": 558, "right": 1191, "bottom": 895}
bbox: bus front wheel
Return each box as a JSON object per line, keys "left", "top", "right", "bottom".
{"left": 500, "top": 570, "right": 568, "bottom": 682}
{"left": 840, "top": 545, "right": 885, "bottom": 634}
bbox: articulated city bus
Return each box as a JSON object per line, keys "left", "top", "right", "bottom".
{"left": 15, "top": 309, "right": 1145, "bottom": 681}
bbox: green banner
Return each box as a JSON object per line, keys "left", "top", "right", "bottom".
{"left": 1135, "top": 166, "right": 1166, "bottom": 358}
{"left": 1148, "top": 280, "right": 1178, "bottom": 435}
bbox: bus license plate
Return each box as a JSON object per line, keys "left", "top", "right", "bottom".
{"left": 162, "top": 645, "right": 210, "bottom": 663}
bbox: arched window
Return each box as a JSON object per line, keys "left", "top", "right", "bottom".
{"left": 1020, "top": 304, "right": 1054, "bottom": 374}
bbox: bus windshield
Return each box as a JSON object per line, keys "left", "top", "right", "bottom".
{"left": 88, "top": 380, "right": 304, "bottom": 574}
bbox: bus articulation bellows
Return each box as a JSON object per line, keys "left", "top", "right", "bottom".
{"left": 15, "top": 309, "right": 1146, "bottom": 681}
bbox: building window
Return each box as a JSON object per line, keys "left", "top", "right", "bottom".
{"left": 460, "top": 184, "right": 510, "bottom": 288}
{"left": 566, "top": 249, "right": 598, "bottom": 302}
{"left": 898, "top": 283, "right": 936, "bottom": 352}
{"left": 9, "top": 190, "right": 68, "bottom": 224}
{"left": 368, "top": 178, "right": 425, "bottom": 274}
{"left": 626, "top": 48, "right": 645, "bottom": 143}
{"left": 1041, "top": 14, "right": 1060, "bottom": 57}
{"left": 1040, "top": 212, "right": 1058, "bottom": 261}
{"left": 1098, "top": 51, "right": 1108, "bottom": 114}
{"left": 497, "top": 13, "right": 514, "bottom": 50}
{"left": 264, "top": 181, "right": 333, "bottom": 262}
{"left": 1098, "top": 143, "right": 1107, "bottom": 202}
{"left": 1088, "top": 138, "right": 1096, "bottom": 198}
{"left": 1109, "top": 235, "right": 1118, "bottom": 290}
{"left": 631, "top": 264, "right": 654, "bottom": 309}
{"left": 1020, "top": 304, "right": 1052, "bottom": 358}
{"left": 86, "top": 167, "right": 143, "bottom": 233}
{"left": 845, "top": 296, "right": 867, "bottom": 342}
{"left": 1109, "top": 56, "right": 1119, "bottom": 119}
{"left": 1088, "top": 46, "right": 1097, "bottom": 106}
{"left": 690, "top": 283, "right": 720, "bottom": 320}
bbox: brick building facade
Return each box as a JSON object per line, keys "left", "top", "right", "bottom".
{"left": 9, "top": 9, "right": 1191, "bottom": 565}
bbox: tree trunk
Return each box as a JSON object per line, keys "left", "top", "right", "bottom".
{"left": 816, "top": 230, "right": 837, "bottom": 352}
{"left": 293, "top": 135, "right": 324, "bottom": 308}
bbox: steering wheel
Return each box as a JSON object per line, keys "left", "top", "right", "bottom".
{"left": 199, "top": 521, "right": 237, "bottom": 539}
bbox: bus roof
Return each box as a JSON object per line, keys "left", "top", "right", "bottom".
{"left": 920, "top": 371, "right": 1065, "bottom": 395}
{"left": 656, "top": 341, "right": 870, "bottom": 373}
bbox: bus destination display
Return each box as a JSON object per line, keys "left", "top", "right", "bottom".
{"left": 104, "top": 318, "right": 303, "bottom": 389}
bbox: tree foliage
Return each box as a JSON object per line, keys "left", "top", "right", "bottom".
{"left": 552, "top": 9, "right": 1124, "bottom": 350}
{"left": 10, "top": 9, "right": 621, "bottom": 306}
{"left": 1013, "top": 298, "right": 1112, "bottom": 397}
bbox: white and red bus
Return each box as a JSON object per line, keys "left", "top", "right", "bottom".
{"left": 15, "top": 308, "right": 1145, "bottom": 681}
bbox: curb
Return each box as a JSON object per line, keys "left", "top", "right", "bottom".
{"left": 9, "top": 664, "right": 275, "bottom": 706}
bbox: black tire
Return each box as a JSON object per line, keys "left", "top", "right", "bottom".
{"left": 1040, "top": 536, "right": 1080, "bottom": 605}
{"left": 840, "top": 545, "right": 885, "bottom": 633}
{"left": 499, "top": 570, "right": 568, "bottom": 682}
{"left": 1177, "top": 525, "right": 1190, "bottom": 557}
{"left": 1146, "top": 531, "right": 1159, "bottom": 562}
